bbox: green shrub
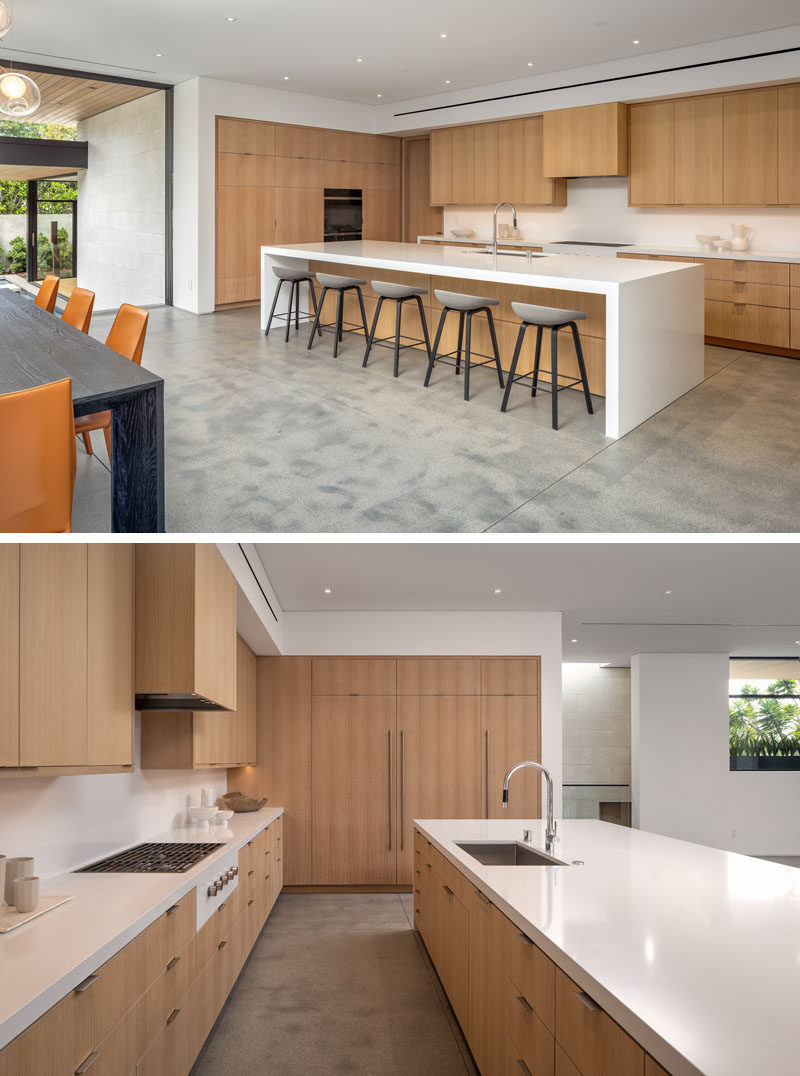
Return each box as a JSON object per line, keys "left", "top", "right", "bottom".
{"left": 7, "top": 235, "right": 26, "bottom": 273}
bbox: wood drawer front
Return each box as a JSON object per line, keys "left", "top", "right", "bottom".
{"left": 138, "top": 890, "right": 196, "bottom": 993}
{"left": 75, "top": 1005, "right": 137, "bottom": 1076}
{"left": 482, "top": 658, "right": 540, "bottom": 696}
{"left": 397, "top": 658, "right": 481, "bottom": 695}
{"left": 790, "top": 287, "right": 800, "bottom": 311}
{"left": 556, "top": 1044, "right": 582, "bottom": 1076}
{"left": 197, "top": 887, "right": 240, "bottom": 971}
{"left": 134, "top": 936, "right": 197, "bottom": 1061}
{"left": 506, "top": 924, "right": 556, "bottom": 1032}
{"left": 554, "top": 968, "right": 644, "bottom": 1076}
{"left": 705, "top": 279, "right": 789, "bottom": 307}
{"left": 311, "top": 658, "right": 396, "bottom": 695}
{"left": 645, "top": 1056, "right": 671, "bottom": 1076}
{"left": 791, "top": 265, "right": 800, "bottom": 288}
{"left": 434, "top": 850, "right": 470, "bottom": 908}
{"left": 705, "top": 299, "right": 789, "bottom": 346}
{"left": 505, "top": 976, "right": 555, "bottom": 1076}
{"left": 792, "top": 312, "right": 800, "bottom": 351}
{"left": 696, "top": 258, "right": 789, "bottom": 284}
{"left": 136, "top": 978, "right": 198, "bottom": 1076}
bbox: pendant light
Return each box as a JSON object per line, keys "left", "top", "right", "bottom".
{"left": 0, "top": 3, "right": 10, "bottom": 39}
{"left": 0, "top": 68, "right": 40, "bottom": 116}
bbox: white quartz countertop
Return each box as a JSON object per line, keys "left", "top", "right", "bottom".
{"left": 625, "top": 244, "right": 800, "bottom": 263}
{"left": 417, "top": 234, "right": 548, "bottom": 248}
{"left": 0, "top": 808, "right": 283, "bottom": 1050}
{"left": 415, "top": 818, "right": 800, "bottom": 1076}
{"left": 262, "top": 240, "right": 700, "bottom": 295}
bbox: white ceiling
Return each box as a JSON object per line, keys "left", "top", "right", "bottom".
{"left": 255, "top": 542, "right": 800, "bottom": 664}
{"left": 2, "top": 1, "right": 800, "bottom": 105}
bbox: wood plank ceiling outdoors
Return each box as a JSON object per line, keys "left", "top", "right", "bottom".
{"left": 0, "top": 163, "right": 76, "bottom": 179}
{"left": 0, "top": 65, "right": 159, "bottom": 125}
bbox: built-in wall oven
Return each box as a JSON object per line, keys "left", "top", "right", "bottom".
{"left": 324, "top": 188, "right": 362, "bottom": 241}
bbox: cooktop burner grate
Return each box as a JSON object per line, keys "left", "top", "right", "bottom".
{"left": 76, "top": 842, "right": 222, "bottom": 873}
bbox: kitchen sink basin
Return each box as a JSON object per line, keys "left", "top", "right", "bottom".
{"left": 455, "top": 841, "right": 567, "bottom": 866}
{"left": 461, "top": 249, "right": 549, "bottom": 258}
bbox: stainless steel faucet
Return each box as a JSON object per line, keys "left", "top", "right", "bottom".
{"left": 502, "top": 760, "right": 557, "bottom": 847}
{"left": 492, "top": 201, "right": 518, "bottom": 259}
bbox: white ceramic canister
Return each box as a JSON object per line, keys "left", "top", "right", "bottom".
{"left": 4, "top": 857, "right": 34, "bottom": 906}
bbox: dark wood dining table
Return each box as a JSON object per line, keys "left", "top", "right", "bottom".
{"left": 0, "top": 289, "right": 164, "bottom": 532}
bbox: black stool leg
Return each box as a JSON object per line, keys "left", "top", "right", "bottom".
{"left": 486, "top": 308, "right": 504, "bottom": 388}
{"left": 532, "top": 326, "right": 543, "bottom": 396}
{"left": 463, "top": 312, "right": 473, "bottom": 401}
{"left": 424, "top": 308, "right": 448, "bottom": 386}
{"left": 392, "top": 299, "right": 403, "bottom": 377}
{"left": 551, "top": 327, "right": 559, "bottom": 431}
{"left": 295, "top": 282, "right": 300, "bottom": 331}
{"left": 265, "top": 278, "right": 283, "bottom": 336}
{"left": 455, "top": 311, "right": 465, "bottom": 375}
{"left": 363, "top": 296, "right": 384, "bottom": 367}
{"left": 308, "top": 280, "right": 323, "bottom": 338}
{"left": 333, "top": 289, "right": 344, "bottom": 357}
{"left": 307, "top": 287, "right": 327, "bottom": 349}
{"left": 414, "top": 295, "right": 432, "bottom": 360}
{"left": 570, "top": 322, "right": 595, "bottom": 415}
{"left": 355, "top": 287, "right": 369, "bottom": 337}
{"left": 501, "top": 323, "right": 528, "bottom": 412}
{"left": 284, "top": 280, "right": 295, "bottom": 343}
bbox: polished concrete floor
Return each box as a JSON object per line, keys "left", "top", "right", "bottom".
{"left": 191, "top": 893, "right": 476, "bottom": 1076}
{"left": 73, "top": 305, "right": 800, "bottom": 532}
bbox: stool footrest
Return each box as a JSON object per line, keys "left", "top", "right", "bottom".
{"left": 370, "top": 334, "right": 429, "bottom": 353}
{"left": 509, "top": 369, "right": 583, "bottom": 393}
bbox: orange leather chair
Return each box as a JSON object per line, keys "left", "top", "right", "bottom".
{"left": 61, "top": 287, "right": 95, "bottom": 334}
{"left": 35, "top": 275, "right": 60, "bottom": 313}
{"left": 75, "top": 303, "right": 149, "bottom": 457}
{"left": 0, "top": 378, "right": 76, "bottom": 532}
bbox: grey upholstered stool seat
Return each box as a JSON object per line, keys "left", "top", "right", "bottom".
{"left": 265, "top": 265, "right": 320, "bottom": 340}
{"left": 362, "top": 282, "right": 432, "bottom": 377}
{"left": 434, "top": 289, "right": 499, "bottom": 312}
{"left": 424, "top": 290, "right": 504, "bottom": 401}
{"left": 512, "top": 301, "right": 587, "bottom": 327}
{"left": 307, "top": 273, "right": 369, "bottom": 357}
{"left": 371, "top": 280, "right": 428, "bottom": 300}
{"left": 502, "top": 302, "right": 594, "bottom": 430}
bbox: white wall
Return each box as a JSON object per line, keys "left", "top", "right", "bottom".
{"left": 282, "top": 610, "right": 563, "bottom": 812}
{"left": 0, "top": 716, "right": 226, "bottom": 880}
{"left": 173, "top": 77, "right": 377, "bottom": 314}
{"left": 77, "top": 91, "right": 165, "bottom": 312}
{"left": 632, "top": 653, "right": 800, "bottom": 856}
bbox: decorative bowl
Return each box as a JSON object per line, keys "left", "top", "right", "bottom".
{"left": 215, "top": 810, "right": 234, "bottom": 825}
{"left": 714, "top": 240, "right": 732, "bottom": 252}
{"left": 696, "top": 233, "right": 720, "bottom": 251}
{"left": 188, "top": 806, "right": 218, "bottom": 828}
{"left": 450, "top": 228, "right": 474, "bottom": 239}
{"left": 220, "top": 791, "right": 269, "bottom": 813}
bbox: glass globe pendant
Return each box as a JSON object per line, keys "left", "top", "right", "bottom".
{"left": 0, "top": 69, "right": 41, "bottom": 117}
{"left": 0, "top": 3, "right": 11, "bottom": 39}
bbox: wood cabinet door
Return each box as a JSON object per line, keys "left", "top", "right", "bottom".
{"left": 193, "top": 544, "right": 237, "bottom": 712}
{"left": 234, "top": 636, "right": 257, "bottom": 765}
{"left": 215, "top": 185, "right": 275, "bottom": 303}
{"left": 450, "top": 891, "right": 470, "bottom": 1035}
{"left": 87, "top": 544, "right": 133, "bottom": 766}
{"left": 498, "top": 120, "right": 525, "bottom": 202}
{"left": 645, "top": 1056, "right": 671, "bottom": 1076}
{"left": 675, "top": 95, "right": 723, "bottom": 205}
{"left": 482, "top": 696, "right": 542, "bottom": 818}
{"left": 430, "top": 128, "right": 453, "bottom": 204}
{"left": 468, "top": 887, "right": 504, "bottom": 1076}
{"left": 312, "top": 658, "right": 396, "bottom": 695}
{"left": 554, "top": 967, "right": 644, "bottom": 1076}
{"left": 402, "top": 136, "right": 443, "bottom": 242}
{"left": 20, "top": 545, "right": 87, "bottom": 766}
{"left": 482, "top": 658, "right": 540, "bottom": 696}
{"left": 362, "top": 188, "right": 400, "bottom": 241}
{"left": 397, "top": 658, "right": 480, "bottom": 696}
{"left": 217, "top": 118, "right": 275, "bottom": 155}
{"left": 312, "top": 695, "right": 397, "bottom": 884}
{"left": 0, "top": 544, "right": 19, "bottom": 766}
{"left": 724, "top": 89, "right": 778, "bottom": 205}
{"left": 778, "top": 85, "right": 800, "bottom": 205}
{"left": 451, "top": 126, "right": 476, "bottom": 203}
{"left": 273, "top": 187, "right": 323, "bottom": 245}
{"left": 522, "top": 117, "right": 565, "bottom": 206}
{"left": 396, "top": 696, "right": 482, "bottom": 881}
{"left": 274, "top": 123, "right": 324, "bottom": 159}
{"left": 629, "top": 101, "right": 674, "bottom": 206}
{"left": 473, "top": 123, "right": 499, "bottom": 203}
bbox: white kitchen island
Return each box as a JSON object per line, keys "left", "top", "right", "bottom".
{"left": 260, "top": 241, "right": 705, "bottom": 439}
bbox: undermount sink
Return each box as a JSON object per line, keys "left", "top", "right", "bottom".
{"left": 461, "top": 249, "right": 549, "bottom": 258}
{"left": 455, "top": 841, "right": 567, "bottom": 867}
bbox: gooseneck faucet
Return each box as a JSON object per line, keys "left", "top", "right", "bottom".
{"left": 492, "top": 201, "right": 518, "bottom": 259}
{"left": 502, "top": 760, "right": 557, "bottom": 847}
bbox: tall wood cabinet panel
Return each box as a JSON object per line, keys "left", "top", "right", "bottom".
{"left": 498, "top": 119, "right": 525, "bottom": 202}
{"left": 0, "top": 545, "right": 19, "bottom": 767}
{"left": 19, "top": 545, "right": 87, "bottom": 767}
{"left": 402, "top": 136, "right": 443, "bottom": 242}
{"left": 312, "top": 695, "right": 397, "bottom": 884}
{"left": 87, "top": 544, "right": 133, "bottom": 766}
{"left": 628, "top": 101, "right": 674, "bottom": 206}
{"left": 522, "top": 117, "right": 567, "bottom": 206}
{"left": 473, "top": 123, "right": 499, "bottom": 203}
{"left": 674, "top": 95, "right": 723, "bottom": 205}
{"left": 430, "top": 128, "right": 453, "bottom": 204}
{"left": 194, "top": 637, "right": 257, "bottom": 767}
{"left": 778, "top": 85, "right": 800, "bottom": 204}
{"left": 363, "top": 189, "right": 401, "bottom": 241}
{"left": 451, "top": 126, "right": 476, "bottom": 203}
{"left": 482, "top": 696, "right": 542, "bottom": 818}
{"left": 396, "top": 696, "right": 482, "bottom": 881}
{"left": 723, "top": 89, "right": 778, "bottom": 205}
{"left": 312, "top": 658, "right": 396, "bottom": 696}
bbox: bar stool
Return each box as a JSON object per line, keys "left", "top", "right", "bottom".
{"left": 307, "top": 273, "right": 369, "bottom": 357}
{"left": 265, "top": 266, "right": 320, "bottom": 342}
{"left": 362, "top": 281, "right": 432, "bottom": 377}
{"left": 424, "top": 290, "right": 504, "bottom": 401}
{"left": 501, "top": 302, "right": 594, "bottom": 431}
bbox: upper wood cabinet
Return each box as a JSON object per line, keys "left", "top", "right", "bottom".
{"left": 543, "top": 102, "right": 628, "bottom": 177}
{"left": 778, "top": 85, "right": 800, "bottom": 204}
{"left": 217, "top": 118, "right": 275, "bottom": 155}
{"left": 311, "top": 658, "right": 396, "bottom": 695}
{"left": 430, "top": 117, "right": 566, "bottom": 206}
{"left": 135, "top": 544, "right": 237, "bottom": 711}
{"left": 628, "top": 100, "right": 675, "bottom": 206}
{"left": 0, "top": 545, "right": 19, "bottom": 767}
{"left": 397, "top": 658, "right": 480, "bottom": 695}
{"left": 675, "top": 95, "right": 723, "bottom": 205}
{"left": 87, "top": 545, "right": 134, "bottom": 766}
{"left": 482, "top": 657, "right": 540, "bottom": 695}
{"left": 724, "top": 88, "right": 778, "bottom": 205}
{"left": 274, "top": 123, "right": 324, "bottom": 159}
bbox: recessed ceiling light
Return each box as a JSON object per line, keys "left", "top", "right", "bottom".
{"left": 632, "top": 39, "right": 640, "bottom": 44}
{"left": 155, "top": 52, "right": 163, "bottom": 58}
{"left": 570, "top": 638, "right": 578, "bottom": 644}
{"left": 493, "top": 588, "right": 502, "bottom": 595}
{"left": 283, "top": 75, "right": 290, "bottom": 80}
{"left": 663, "top": 588, "right": 672, "bottom": 595}
{"left": 440, "top": 33, "right": 448, "bottom": 38}
{"left": 356, "top": 57, "right": 364, "bottom": 63}
{"left": 527, "top": 62, "right": 534, "bottom": 67}
{"left": 376, "top": 93, "right": 382, "bottom": 98}
{"left": 444, "top": 79, "right": 451, "bottom": 84}
{"left": 795, "top": 640, "right": 800, "bottom": 646}
{"left": 225, "top": 16, "right": 236, "bottom": 21}
{"left": 323, "top": 586, "right": 333, "bottom": 595}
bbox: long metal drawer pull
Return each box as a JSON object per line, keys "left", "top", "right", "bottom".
{"left": 218, "top": 939, "right": 227, "bottom": 951}
{"left": 166, "top": 902, "right": 179, "bottom": 915}
{"left": 248, "top": 869, "right": 255, "bottom": 877}
{"left": 516, "top": 994, "right": 533, "bottom": 1014}
{"left": 576, "top": 990, "right": 601, "bottom": 1012}
{"left": 400, "top": 730, "right": 406, "bottom": 851}
{"left": 167, "top": 1007, "right": 181, "bottom": 1025}
{"left": 74, "top": 974, "right": 99, "bottom": 994}
{"left": 516, "top": 1060, "right": 532, "bottom": 1076}
{"left": 248, "top": 898, "right": 255, "bottom": 906}
{"left": 74, "top": 1050, "right": 99, "bottom": 1074}
{"left": 388, "top": 729, "right": 393, "bottom": 850}
{"left": 166, "top": 955, "right": 181, "bottom": 971}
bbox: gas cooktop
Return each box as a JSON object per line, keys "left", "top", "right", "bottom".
{"left": 76, "top": 842, "right": 222, "bottom": 874}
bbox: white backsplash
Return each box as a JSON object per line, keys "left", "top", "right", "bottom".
{"left": 0, "top": 715, "right": 228, "bottom": 879}
{"left": 442, "top": 177, "right": 800, "bottom": 253}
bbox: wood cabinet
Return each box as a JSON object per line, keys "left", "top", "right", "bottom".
{"left": 312, "top": 658, "right": 396, "bottom": 695}
{"left": 397, "top": 658, "right": 480, "bottom": 695}
{"left": 724, "top": 89, "right": 778, "bottom": 205}
{"left": 312, "top": 694, "right": 397, "bottom": 884}
{"left": 363, "top": 188, "right": 400, "bottom": 241}
{"left": 451, "top": 126, "right": 476, "bottom": 203}
{"left": 628, "top": 101, "right": 674, "bottom": 206}
{"left": 498, "top": 120, "right": 525, "bottom": 202}
{"left": 543, "top": 103, "right": 628, "bottom": 177}
{"left": 87, "top": 544, "right": 134, "bottom": 766}
{"left": 468, "top": 886, "right": 504, "bottom": 1076}
{"left": 430, "top": 128, "right": 453, "bottom": 204}
{"left": 483, "top": 696, "right": 542, "bottom": 819}
{"left": 674, "top": 95, "right": 723, "bottom": 205}
{"left": 554, "top": 967, "right": 644, "bottom": 1076}
{"left": 522, "top": 116, "right": 567, "bottom": 206}
{"left": 473, "top": 123, "right": 499, "bottom": 203}
{"left": 401, "top": 136, "right": 443, "bottom": 242}
{"left": 645, "top": 1057, "right": 670, "bottom": 1076}
{"left": 778, "top": 85, "right": 800, "bottom": 204}
{"left": 273, "top": 186, "right": 323, "bottom": 245}
{"left": 135, "top": 544, "right": 237, "bottom": 711}
{"left": 0, "top": 545, "right": 19, "bottom": 767}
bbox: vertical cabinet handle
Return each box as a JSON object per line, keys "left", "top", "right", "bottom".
{"left": 485, "top": 730, "right": 490, "bottom": 818}
{"left": 576, "top": 990, "right": 601, "bottom": 1012}
{"left": 75, "top": 1051, "right": 99, "bottom": 1074}
{"left": 388, "top": 729, "right": 393, "bottom": 851}
{"left": 400, "top": 730, "right": 405, "bottom": 851}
